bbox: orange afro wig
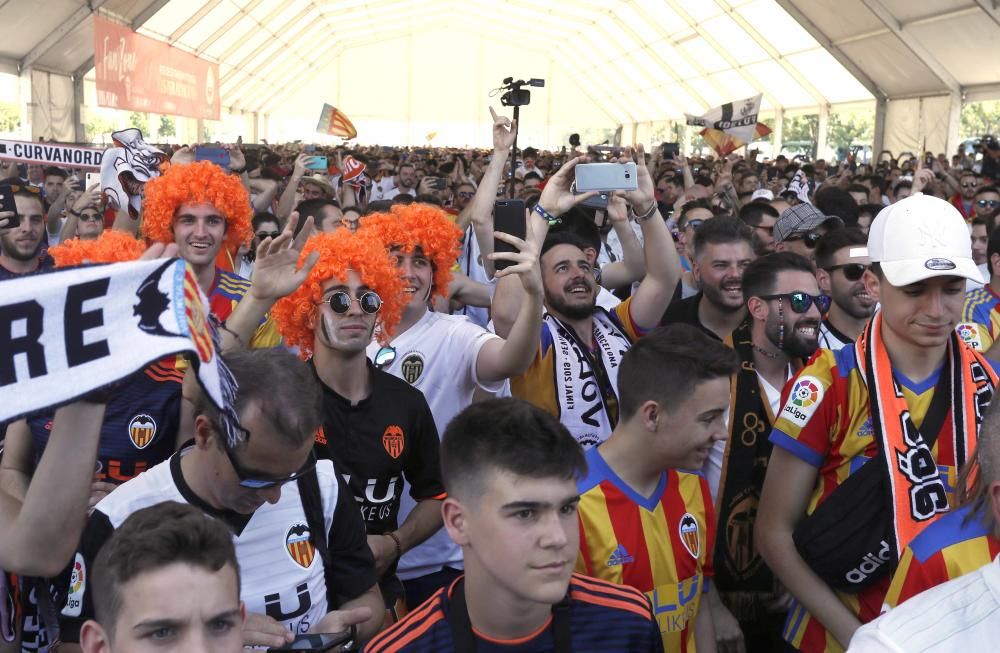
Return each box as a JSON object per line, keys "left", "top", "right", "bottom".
{"left": 49, "top": 231, "right": 147, "bottom": 267}
{"left": 271, "top": 229, "right": 407, "bottom": 359}
{"left": 141, "top": 160, "right": 252, "bottom": 252}
{"left": 358, "top": 203, "right": 462, "bottom": 300}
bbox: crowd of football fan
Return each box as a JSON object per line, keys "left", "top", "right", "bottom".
{"left": 1, "top": 108, "right": 999, "bottom": 653}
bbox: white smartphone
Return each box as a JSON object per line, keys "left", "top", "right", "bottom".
{"left": 85, "top": 171, "right": 101, "bottom": 189}
{"left": 575, "top": 162, "right": 638, "bottom": 192}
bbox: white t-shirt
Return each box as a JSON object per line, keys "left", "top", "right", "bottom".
{"left": 370, "top": 177, "right": 415, "bottom": 202}
{"left": 366, "top": 310, "right": 503, "bottom": 579}
{"left": 704, "top": 367, "right": 787, "bottom": 500}
{"left": 966, "top": 263, "right": 990, "bottom": 292}
{"left": 847, "top": 556, "right": 1000, "bottom": 652}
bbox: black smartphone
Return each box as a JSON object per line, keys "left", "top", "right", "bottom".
{"left": 268, "top": 631, "right": 354, "bottom": 652}
{"left": 579, "top": 190, "right": 610, "bottom": 210}
{"left": 0, "top": 185, "right": 19, "bottom": 229}
{"left": 431, "top": 177, "right": 447, "bottom": 190}
{"left": 493, "top": 198, "right": 527, "bottom": 272}
{"left": 661, "top": 142, "right": 680, "bottom": 159}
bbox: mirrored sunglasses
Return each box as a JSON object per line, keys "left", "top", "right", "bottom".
{"left": 325, "top": 290, "right": 381, "bottom": 314}
{"left": 760, "top": 291, "right": 832, "bottom": 314}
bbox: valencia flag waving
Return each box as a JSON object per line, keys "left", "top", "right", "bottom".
{"left": 316, "top": 103, "right": 358, "bottom": 139}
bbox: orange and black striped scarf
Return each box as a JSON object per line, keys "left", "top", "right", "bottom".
{"left": 857, "top": 311, "right": 997, "bottom": 557}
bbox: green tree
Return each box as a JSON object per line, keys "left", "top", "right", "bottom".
{"left": 0, "top": 101, "right": 21, "bottom": 134}
{"left": 961, "top": 101, "right": 1000, "bottom": 140}
{"left": 128, "top": 112, "right": 149, "bottom": 136}
{"left": 158, "top": 115, "right": 176, "bottom": 139}
{"left": 85, "top": 116, "right": 117, "bottom": 144}
{"left": 826, "top": 110, "right": 875, "bottom": 160}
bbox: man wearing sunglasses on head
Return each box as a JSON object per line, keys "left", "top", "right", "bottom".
{"left": 773, "top": 203, "right": 844, "bottom": 265}
{"left": 757, "top": 193, "right": 999, "bottom": 653}
{"left": 56, "top": 349, "right": 384, "bottom": 652}
{"left": 271, "top": 229, "right": 445, "bottom": 625}
{"left": 815, "top": 229, "right": 877, "bottom": 351}
{"left": 237, "top": 212, "right": 282, "bottom": 280}
{"left": 708, "top": 252, "right": 826, "bottom": 652}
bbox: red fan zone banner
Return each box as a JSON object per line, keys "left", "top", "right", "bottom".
{"left": 94, "top": 16, "right": 220, "bottom": 121}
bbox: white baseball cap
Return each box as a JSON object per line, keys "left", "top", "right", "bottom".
{"left": 866, "top": 193, "right": 982, "bottom": 286}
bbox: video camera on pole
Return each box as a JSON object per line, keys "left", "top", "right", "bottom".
{"left": 494, "top": 77, "right": 544, "bottom": 195}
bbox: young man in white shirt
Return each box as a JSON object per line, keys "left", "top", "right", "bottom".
{"left": 359, "top": 200, "right": 544, "bottom": 605}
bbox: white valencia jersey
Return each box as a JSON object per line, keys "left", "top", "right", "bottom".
{"left": 367, "top": 310, "right": 503, "bottom": 579}
{"left": 58, "top": 451, "right": 376, "bottom": 642}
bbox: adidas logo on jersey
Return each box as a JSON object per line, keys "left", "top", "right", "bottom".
{"left": 607, "top": 545, "right": 634, "bottom": 567}
{"left": 845, "top": 540, "right": 891, "bottom": 585}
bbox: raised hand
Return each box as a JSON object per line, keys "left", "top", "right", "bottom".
{"left": 249, "top": 211, "right": 319, "bottom": 301}
{"left": 490, "top": 106, "right": 517, "bottom": 153}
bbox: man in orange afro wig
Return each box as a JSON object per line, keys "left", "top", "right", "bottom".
{"left": 142, "top": 160, "right": 279, "bottom": 348}
{"left": 270, "top": 228, "right": 447, "bottom": 614}
{"left": 356, "top": 200, "right": 545, "bottom": 602}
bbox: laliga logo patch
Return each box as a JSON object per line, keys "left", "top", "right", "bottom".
{"left": 924, "top": 258, "right": 956, "bottom": 271}
{"left": 782, "top": 376, "right": 824, "bottom": 427}
{"left": 61, "top": 553, "right": 86, "bottom": 617}
{"left": 285, "top": 523, "right": 316, "bottom": 569}
{"left": 956, "top": 323, "right": 982, "bottom": 350}
{"left": 128, "top": 413, "right": 157, "bottom": 449}
{"left": 678, "top": 513, "right": 700, "bottom": 559}
{"left": 382, "top": 425, "right": 405, "bottom": 459}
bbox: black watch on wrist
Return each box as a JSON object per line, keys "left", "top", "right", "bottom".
{"left": 231, "top": 166, "right": 247, "bottom": 174}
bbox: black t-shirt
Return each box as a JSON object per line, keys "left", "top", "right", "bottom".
{"left": 315, "top": 362, "right": 444, "bottom": 536}
{"left": 660, "top": 292, "right": 721, "bottom": 341}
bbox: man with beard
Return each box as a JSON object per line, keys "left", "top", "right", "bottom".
{"left": 708, "top": 252, "right": 826, "bottom": 653}
{"left": 0, "top": 185, "right": 49, "bottom": 279}
{"left": 495, "top": 147, "right": 681, "bottom": 451}
{"left": 949, "top": 170, "right": 979, "bottom": 220}
{"left": 973, "top": 185, "right": 1000, "bottom": 229}
{"left": 662, "top": 217, "right": 755, "bottom": 341}
{"left": 969, "top": 217, "right": 991, "bottom": 291}
{"left": 740, "top": 201, "right": 779, "bottom": 256}
{"left": 815, "top": 229, "right": 877, "bottom": 351}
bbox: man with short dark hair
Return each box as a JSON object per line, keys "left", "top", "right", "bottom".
{"left": 576, "top": 324, "right": 737, "bottom": 651}
{"left": 0, "top": 186, "right": 49, "bottom": 280}
{"left": 58, "top": 349, "right": 384, "bottom": 651}
{"left": 950, "top": 170, "right": 979, "bottom": 220}
{"left": 42, "top": 166, "right": 67, "bottom": 201}
{"left": 371, "top": 164, "right": 416, "bottom": 202}
{"left": 296, "top": 198, "right": 344, "bottom": 233}
{"left": 366, "top": 398, "right": 664, "bottom": 652}
{"left": 710, "top": 252, "right": 825, "bottom": 651}
{"left": 495, "top": 148, "right": 681, "bottom": 449}
{"left": 847, "top": 184, "right": 869, "bottom": 206}
{"left": 661, "top": 216, "right": 755, "bottom": 341}
{"left": 78, "top": 502, "right": 245, "bottom": 653}
{"left": 970, "top": 217, "right": 991, "bottom": 289}
{"left": 739, "top": 201, "right": 779, "bottom": 256}
{"left": 815, "top": 229, "right": 876, "bottom": 350}
{"left": 238, "top": 212, "right": 281, "bottom": 279}
{"left": 973, "top": 184, "right": 1000, "bottom": 228}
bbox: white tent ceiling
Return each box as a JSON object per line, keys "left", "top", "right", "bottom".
{"left": 0, "top": 0, "right": 997, "bottom": 144}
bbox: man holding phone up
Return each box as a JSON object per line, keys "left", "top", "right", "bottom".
{"left": 0, "top": 185, "right": 49, "bottom": 280}
{"left": 492, "top": 147, "right": 682, "bottom": 449}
